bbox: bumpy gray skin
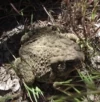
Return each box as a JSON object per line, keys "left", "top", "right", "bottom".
{"left": 16, "top": 28, "right": 84, "bottom": 85}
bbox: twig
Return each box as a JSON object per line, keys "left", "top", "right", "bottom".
{"left": 42, "top": 5, "right": 55, "bottom": 25}
{"left": 0, "top": 25, "right": 24, "bottom": 44}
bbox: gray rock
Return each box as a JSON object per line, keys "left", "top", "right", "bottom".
{"left": 91, "top": 55, "right": 100, "bottom": 69}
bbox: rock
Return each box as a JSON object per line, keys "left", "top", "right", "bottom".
{"left": 0, "top": 65, "right": 20, "bottom": 92}
{"left": 91, "top": 55, "right": 100, "bottom": 70}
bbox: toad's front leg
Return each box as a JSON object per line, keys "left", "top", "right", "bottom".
{"left": 14, "top": 58, "right": 35, "bottom": 85}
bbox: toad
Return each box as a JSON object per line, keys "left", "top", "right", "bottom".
{"left": 15, "top": 27, "right": 84, "bottom": 85}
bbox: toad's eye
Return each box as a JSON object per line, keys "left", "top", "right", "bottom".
{"left": 51, "top": 61, "right": 66, "bottom": 73}
{"left": 57, "top": 62, "right": 66, "bottom": 71}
